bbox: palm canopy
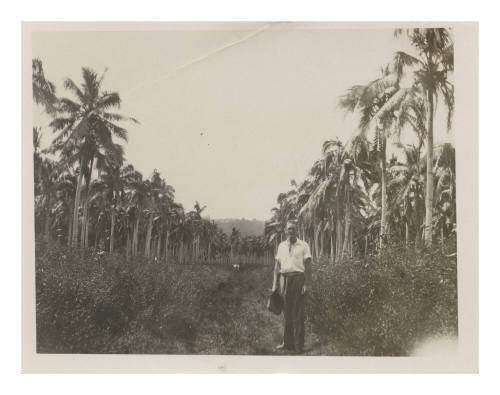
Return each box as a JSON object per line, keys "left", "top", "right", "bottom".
{"left": 387, "top": 144, "right": 425, "bottom": 210}
{"left": 393, "top": 28, "right": 454, "bottom": 129}
{"left": 50, "top": 67, "right": 138, "bottom": 168}
{"left": 339, "top": 65, "right": 400, "bottom": 134}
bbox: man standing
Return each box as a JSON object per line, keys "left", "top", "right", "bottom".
{"left": 272, "top": 221, "right": 312, "bottom": 353}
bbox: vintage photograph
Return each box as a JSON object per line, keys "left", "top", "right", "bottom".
{"left": 25, "top": 22, "right": 474, "bottom": 368}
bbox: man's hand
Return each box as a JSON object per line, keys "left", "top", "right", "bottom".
{"left": 271, "top": 284, "right": 278, "bottom": 293}
{"left": 301, "top": 284, "right": 308, "bottom": 295}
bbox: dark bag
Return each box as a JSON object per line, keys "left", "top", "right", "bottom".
{"left": 267, "top": 290, "right": 283, "bottom": 315}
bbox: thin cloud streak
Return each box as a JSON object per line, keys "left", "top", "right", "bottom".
{"left": 123, "top": 22, "right": 281, "bottom": 99}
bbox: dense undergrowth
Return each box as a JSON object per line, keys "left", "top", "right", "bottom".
{"left": 36, "top": 242, "right": 234, "bottom": 353}
{"left": 35, "top": 240, "right": 457, "bottom": 355}
{"left": 308, "top": 243, "right": 458, "bottom": 355}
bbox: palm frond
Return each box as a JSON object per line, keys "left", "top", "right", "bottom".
{"left": 81, "top": 68, "right": 100, "bottom": 101}
{"left": 63, "top": 78, "right": 86, "bottom": 103}
{"left": 394, "top": 51, "right": 422, "bottom": 79}
{"left": 369, "top": 88, "right": 411, "bottom": 133}
{"left": 102, "top": 112, "right": 140, "bottom": 124}
{"left": 98, "top": 92, "right": 122, "bottom": 110}
{"left": 338, "top": 85, "right": 365, "bottom": 113}
{"left": 32, "top": 58, "right": 58, "bottom": 114}
{"left": 440, "top": 82, "right": 454, "bottom": 131}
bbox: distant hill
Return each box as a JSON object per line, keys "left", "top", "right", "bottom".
{"left": 210, "top": 218, "right": 265, "bottom": 237}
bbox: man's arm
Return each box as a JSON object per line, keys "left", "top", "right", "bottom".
{"left": 272, "top": 259, "right": 280, "bottom": 292}
{"left": 302, "top": 257, "right": 312, "bottom": 294}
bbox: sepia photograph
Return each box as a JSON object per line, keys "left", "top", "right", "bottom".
{"left": 22, "top": 21, "right": 478, "bottom": 373}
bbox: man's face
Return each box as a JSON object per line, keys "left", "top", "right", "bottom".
{"left": 286, "top": 225, "right": 298, "bottom": 241}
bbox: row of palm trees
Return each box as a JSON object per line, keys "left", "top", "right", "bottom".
{"left": 33, "top": 60, "right": 273, "bottom": 264}
{"left": 265, "top": 28, "right": 455, "bottom": 262}
{"left": 33, "top": 28, "right": 455, "bottom": 264}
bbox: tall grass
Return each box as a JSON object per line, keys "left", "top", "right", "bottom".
{"left": 35, "top": 239, "right": 457, "bottom": 355}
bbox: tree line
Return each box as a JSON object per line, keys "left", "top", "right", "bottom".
{"left": 265, "top": 28, "right": 455, "bottom": 263}
{"left": 33, "top": 61, "right": 273, "bottom": 264}
{"left": 33, "top": 28, "right": 455, "bottom": 266}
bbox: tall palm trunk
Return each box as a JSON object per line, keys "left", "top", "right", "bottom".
{"left": 314, "top": 223, "right": 321, "bottom": 260}
{"left": 126, "top": 228, "right": 131, "bottom": 258}
{"left": 164, "top": 229, "right": 170, "bottom": 261}
{"left": 424, "top": 90, "right": 435, "bottom": 247}
{"left": 330, "top": 221, "right": 335, "bottom": 264}
{"left": 441, "top": 225, "right": 445, "bottom": 253}
{"left": 403, "top": 200, "right": 409, "bottom": 246}
{"left": 83, "top": 157, "right": 94, "bottom": 248}
{"left": 72, "top": 163, "right": 84, "bottom": 247}
{"left": 379, "top": 136, "right": 387, "bottom": 249}
{"left": 109, "top": 209, "right": 116, "bottom": 253}
{"left": 415, "top": 220, "right": 422, "bottom": 249}
{"left": 336, "top": 219, "right": 343, "bottom": 263}
{"left": 414, "top": 195, "right": 422, "bottom": 249}
{"left": 342, "top": 198, "right": 351, "bottom": 260}
{"left": 156, "top": 232, "right": 162, "bottom": 258}
{"left": 44, "top": 196, "right": 51, "bottom": 243}
{"left": 349, "top": 227, "right": 353, "bottom": 258}
{"left": 319, "top": 227, "right": 324, "bottom": 258}
{"left": 94, "top": 227, "right": 99, "bottom": 249}
{"left": 132, "top": 216, "right": 140, "bottom": 255}
{"left": 67, "top": 205, "right": 73, "bottom": 246}
{"left": 192, "top": 236, "right": 196, "bottom": 260}
{"left": 405, "top": 222, "right": 410, "bottom": 246}
{"left": 84, "top": 211, "right": 90, "bottom": 248}
{"left": 194, "top": 235, "right": 199, "bottom": 260}
{"left": 145, "top": 214, "right": 153, "bottom": 257}
{"left": 179, "top": 239, "right": 184, "bottom": 264}
{"left": 80, "top": 198, "right": 88, "bottom": 248}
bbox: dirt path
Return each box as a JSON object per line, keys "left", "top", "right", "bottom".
{"left": 191, "top": 264, "right": 339, "bottom": 355}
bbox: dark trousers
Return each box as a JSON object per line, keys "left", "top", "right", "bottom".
{"left": 280, "top": 272, "right": 305, "bottom": 351}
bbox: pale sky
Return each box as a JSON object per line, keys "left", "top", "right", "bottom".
{"left": 32, "top": 23, "right": 452, "bottom": 220}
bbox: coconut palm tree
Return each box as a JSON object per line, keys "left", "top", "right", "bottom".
{"left": 89, "top": 157, "right": 132, "bottom": 253}
{"left": 393, "top": 28, "right": 454, "bottom": 247}
{"left": 34, "top": 157, "right": 58, "bottom": 243}
{"left": 266, "top": 188, "right": 298, "bottom": 249}
{"left": 78, "top": 144, "right": 124, "bottom": 248}
{"left": 229, "top": 227, "right": 242, "bottom": 262}
{"left": 339, "top": 65, "right": 401, "bottom": 248}
{"left": 188, "top": 201, "right": 206, "bottom": 260}
{"left": 433, "top": 143, "right": 456, "bottom": 247}
{"left": 162, "top": 201, "right": 184, "bottom": 261}
{"left": 50, "top": 67, "right": 138, "bottom": 247}
{"left": 387, "top": 143, "right": 426, "bottom": 246}
{"left": 298, "top": 138, "right": 369, "bottom": 262}
{"left": 53, "top": 170, "right": 78, "bottom": 245}
{"left": 33, "top": 127, "right": 44, "bottom": 190}
{"left": 152, "top": 176, "right": 176, "bottom": 259}
{"left": 299, "top": 149, "right": 337, "bottom": 261}
{"left": 124, "top": 170, "right": 148, "bottom": 256}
